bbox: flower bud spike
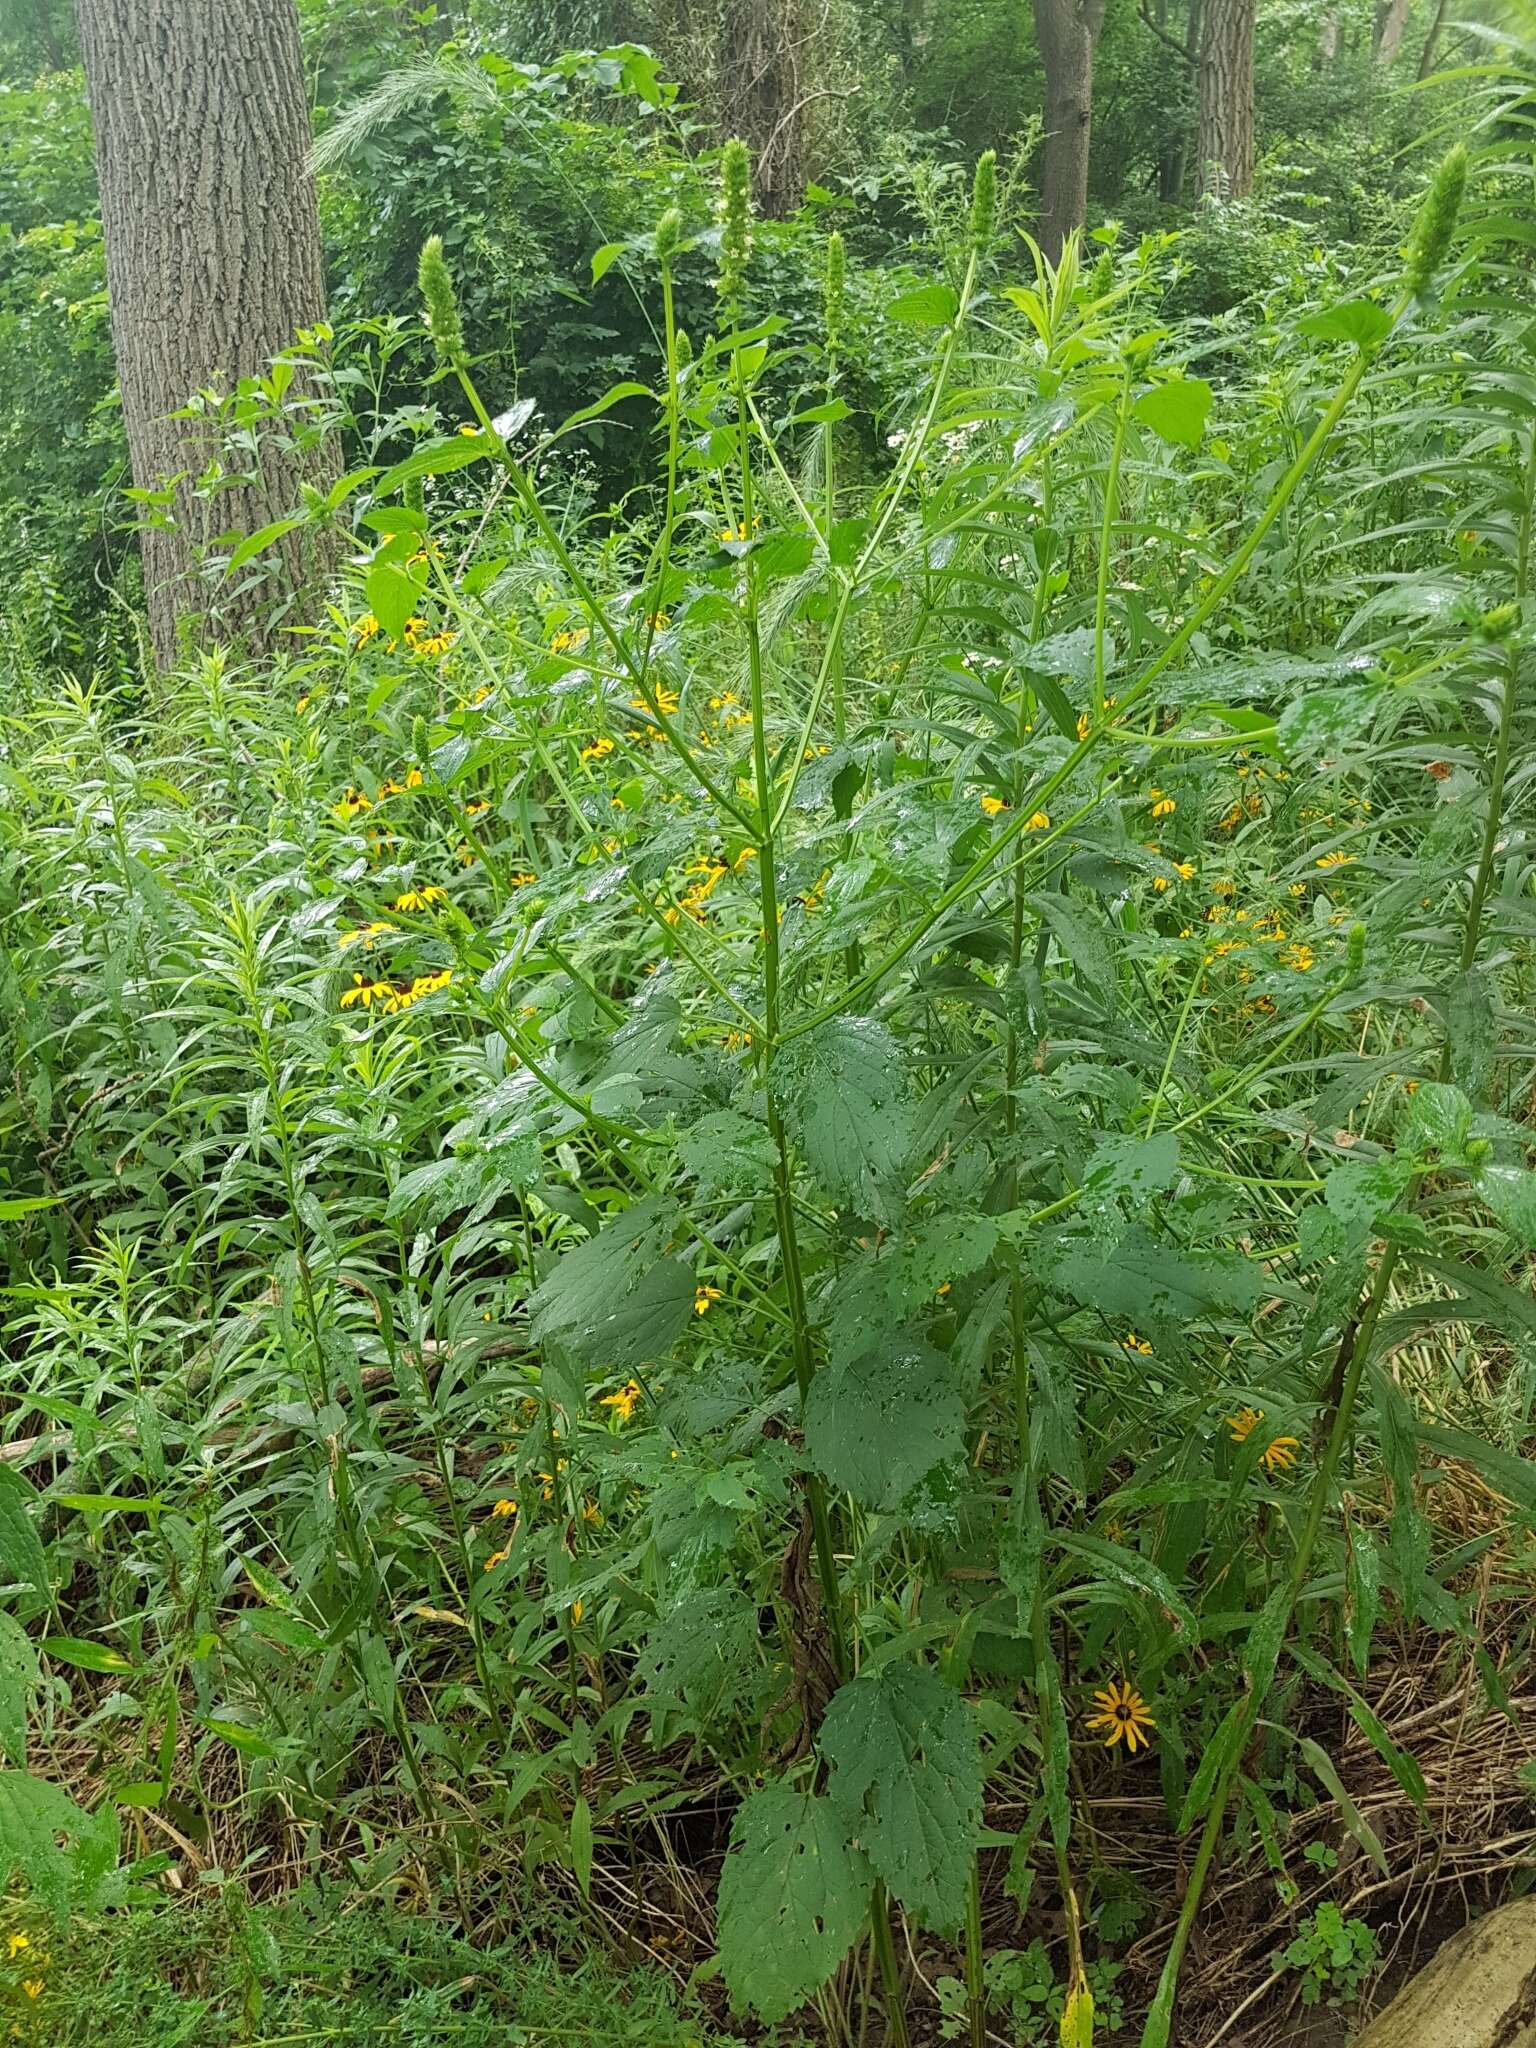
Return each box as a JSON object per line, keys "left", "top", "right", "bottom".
{"left": 1404, "top": 144, "right": 1467, "bottom": 300}
{"left": 823, "top": 230, "right": 846, "bottom": 365}
{"left": 418, "top": 235, "right": 466, "bottom": 370}
{"left": 654, "top": 207, "right": 684, "bottom": 270}
{"left": 970, "top": 148, "right": 997, "bottom": 258}
{"left": 717, "top": 139, "right": 753, "bottom": 307}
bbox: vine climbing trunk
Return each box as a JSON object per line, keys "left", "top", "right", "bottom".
{"left": 74, "top": 0, "right": 337, "bottom": 667}
{"left": 1197, "top": 0, "right": 1256, "bottom": 198}
{"left": 1032, "top": 0, "right": 1107, "bottom": 258}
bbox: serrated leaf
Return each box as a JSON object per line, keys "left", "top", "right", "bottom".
{"left": 1401, "top": 1080, "right": 1472, "bottom": 1160}
{"left": 1278, "top": 685, "right": 1382, "bottom": 764}
{"left": 774, "top": 1017, "right": 914, "bottom": 1213}
{"left": 1476, "top": 1161, "right": 1536, "bottom": 1247}
{"left": 804, "top": 1337, "right": 965, "bottom": 1509}
{"left": 0, "top": 1469, "right": 48, "bottom": 1610}
{"left": 1082, "top": 1132, "right": 1180, "bottom": 1208}
{"left": 1134, "top": 376, "right": 1212, "bottom": 448}
{"left": 0, "top": 1771, "right": 120, "bottom": 1920}
{"left": 677, "top": 1110, "right": 777, "bottom": 1193}
{"left": 365, "top": 560, "right": 424, "bottom": 641}
{"left": 1050, "top": 1229, "right": 1262, "bottom": 1325}
{"left": 1027, "top": 892, "right": 1118, "bottom": 1010}
{"left": 716, "top": 1783, "right": 870, "bottom": 2021}
{"left": 637, "top": 1588, "right": 760, "bottom": 1719}
{"left": 0, "top": 1616, "right": 40, "bottom": 1768}
{"left": 822, "top": 1662, "right": 982, "bottom": 1930}
{"left": 527, "top": 1197, "right": 694, "bottom": 1369}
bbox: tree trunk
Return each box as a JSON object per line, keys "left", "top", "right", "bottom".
{"left": 1033, "top": 0, "right": 1107, "bottom": 259}
{"left": 1197, "top": 0, "right": 1255, "bottom": 200}
{"left": 1372, "top": 0, "right": 1410, "bottom": 63}
{"left": 1415, "top": 0, "right": 1450, "bottom": 76}
{"left": 1315, "top": 6, "right": 1339, "bottom": 67}
{"left": 74, "top": 0, "right": 337, "bottom": 667}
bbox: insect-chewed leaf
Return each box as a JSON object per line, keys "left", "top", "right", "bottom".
{"left": 0, "top": 1771, "right": 120, "bottom": 1921}
{"left": 637, "top": 1587, "right": 761, "bottom": 1720}
{"left": 1049, "top": 1227, "right": 1261, "bottom": 1326}
{"left": 716, "top": 1781, "right": 870, "bottom": 2021}
{"left": 1277, "top": 684, "right": 1383, "bottom": 765}
{"left": 527, "top": 1196, "right": 694, "bottom": 1368}
{"left": 0, "top": 1615, "right": 40, "bottom": 1769}
{"left": 803, "top": 1337, "right": 965, "bottom": 1509}
{"left": 676, "top": 1108, "right": 778, "bottom": 1193}
{"left": 773, "top": 1017, "right": 914, "bottom": 1213}
{"left": 1400, "top": 1080, "right": 1472, "bottom": 1161}
{"left": 1082, "top": 1131, "right": 1180, "bottom": 1209}
{"left": 1476, "top": 1161, "right": 1536, "bottom": 1247}
{"left": 821, "top": 1661, "right": 983, "bottom": 1931}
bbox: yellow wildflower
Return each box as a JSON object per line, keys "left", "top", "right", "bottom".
{"left": 980, "top": 794, "right": 1008, "bottom": 817}
{"left": 694, "top": 1285, "right": 723, "bottom": 1316}
{"left": 337, "top": 922, "right": 396, "bottom": 950}
{"left": 580, "top": 736, "right": 615, "bottom": 763}
{"left": 1024, "top": 810, "right": 1051, "bottom": 831}
{"left": 600, "top": 1381, "right": 642, "bottom": 1425}
{"left": 1227, "top": 1406, "right": 1300, "bottom": 1473}
{"left": 1148, "top": 788, "right": 1176, "bottom": 818}
{"left": 391, "top": 886, "right": 447, "bottom": 913}
{"left": 1085, "top": 1679, "right": 1156, "bottom": 1755}
{"left": 491, "top": 1499, "right": 518, "bottom": 1519}
{"left": 1316, "top": 850, "right": 1355, "bottom": 869}
{"left": 7, "top": 1934, "right": 28, "bottom": 1959}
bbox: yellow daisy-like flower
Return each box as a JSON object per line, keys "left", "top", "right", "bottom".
{"left": 980, "top": 794, "right": 1009, "bottom": 817}
{"left": 490, "top": 1498, "right": 518, "bottom": 1519}
{"left": 1122, "top": 1331, "right": 1153, "bottom": 1356}
{"left": 23, "top": 1977, "right": 43, "bottom": 1999}
{"left": 1148, "top": 788, "right": 1177, "bottom": 819}
{"left": 600, "top": 1381, "right": 641, "bottom": 1425}
{"left": 694, "top": 1284, "right": 723, "bottom": 1316}
{"left": 391, "top": 885, "right": 447, "bottom": 913}
{"left": 1085, "top": 1679, "right": 1156, "bottom": 1754}
{"left": 483, "top": 1546, "right": 509, "bottom": 1572}
{"left": 550, "top": 627, "right": 589, "bottom": 656}
{"left": 1024, "top": 810, "right": 1051, "bottom": 831}
{"left": 580, "top": 736, "right": 615, "bottom": 763}
{"left": 332, "top": 786, "right": 373, "bottom": 824}
{"left": 1280, "top": 941, "right": 1315, "bottom": 972}
{"left": 337, "top": 921, "right": 397, "bottom": 951}
{"left": 7, "top": 1933, "right": 28, "bottom": 1959}
{"left": 351, "top": 613, "right": 381, "bottom": 647}
{"left": 581, "top": 1499, "right": 602, "bottom": 1525}
{"left": 1227, "top": 1406, "right": 1300, "bottom": 1473}
{"left": 718, "top": 516, "right": 760, "bottom": 543}
{"left": 1316, "top": 850, "right": 1355, "bottom": 869}
{"left": 339, "top": 973, "right": 390, "bottom": 1011}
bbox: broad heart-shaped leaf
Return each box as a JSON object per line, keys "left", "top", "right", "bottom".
{"left": 364, "top": 558, "right": 425, "bottom": 640}
{"left": 821, "top": 1662, "right": 983, "bottom": 1931}
{"left": 0, "top": 1615, "right": 40, "bottom": 1768}
{"left": 886, "top": 282, "right": 958, "bottom": 325}
{"left": 1401, "top": 1080, "right": 1473, "bottom": 1161}
{"left": 1047, "top": 1227, "right": 1262, "bottom": 1327}
{"left": 774, "top": 1017, "right": 914, "bottom": 1216}
{"left": 1133, "top": 376, "right": 1212, "bottom": 449}
{"left": 716, "top": 1782, "right": 871, "bottom": 2021}
{"left": 0, "top": 1467, "right": 49, "bottom": 1613}
{"left": 804, "top": 1337, "right": 965, "bottom": 1509}
{"left": 1277, "top": 684, "right": 1383, "bottom": 765}
{"left": 527, "top": 1197, "right": 693, "bottom": 1368}
{"left": 0, "top": 1771, "right": 120, "bottom": 1920}
{"left": 1299, "top": 297, "right": 1393, "bottom": 353}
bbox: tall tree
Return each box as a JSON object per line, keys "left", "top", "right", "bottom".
{"left": 1197, "top": 0, "right": 1256, "bottom": 199}
{"left": 1372, "top": 0, "right": 1410, "bottom": 63}
{"left": 1032, "top": 0, "right": 1107, "bottom": 258}
{"left": 74, "top": 0, "right": 336, "bottom": 665}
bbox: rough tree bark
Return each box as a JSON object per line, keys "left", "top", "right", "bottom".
{"left": 74, "top": 0, "right": 337, "bottom": 667}
{"left": 1372, "top": 0, "right": 1411, "bottom": 63}
{"left": 1033, "top": 0, "right": 1107, "bottom": 258}
{"left": 1197, "top": 0, "right": 1256, "bottom": 199}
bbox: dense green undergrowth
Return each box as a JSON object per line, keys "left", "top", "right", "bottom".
{"left": 5, "top": 75, "right": 1536, "bottom": 2048}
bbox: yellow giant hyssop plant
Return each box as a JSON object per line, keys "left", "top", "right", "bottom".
{"left": 3, "top": 82, "right": 1535, "bottom": 2048}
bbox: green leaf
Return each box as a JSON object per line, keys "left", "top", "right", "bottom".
{"left": 590, "top": 240, "right": 625, "bottom": 284}
{"left": 1176, "top": 1697, "right": 1247, "bottom": 1830}
{"left": 555, "top": 381, "right": 652, "bottom": 435}
{"left": 1346, "top": 1531, "right": 1382, "bottom": 1680}
{"left": 1026, "top": 892, "right": 1119, "bottom": 1010}
{"left": 1277, "top": 685, "right": 1382, "bottom": 765}
{"left": 822, "top": 1662, "right": 982, "bottom": 1930}
{"left": 372, "top": 433, "right": 491, "bottom": 497}
{"left": 200, "top": 1717, "right": 276, "bottom": 1759}
{"left": 774, "top": 1018, "right": 914, "bottom": 1214}
{"left": 570, "top": 1793, "right": 594, "bottom": 1900}
{"left": 1323, "top": 1155, "right": 1414, "bottom": 1231}
{"left": 1476, "top": 1161, "right": 1536, "bottom": 1247}
{"left": 40, "top": 1637, "right": 137, "bottom": 1675}
{"left": 225, "top": 516, "right": 301, "bottom": 574}
{"left": 1055, "top": 1532, "right": 1196, "bottom": 1635}
{"left": 1082, "top": 1132, "right": 1180, "bottom": 1209}
{"left": 0, "top": 1468, "right": 48, "bottom": 1608}
{"left": 1299, "top": 299, "right": 1393, "bottom": 352}
{"left": 364, "top": 560, "right": 424, "bottom": 641}
{"left": 1401, "top": 1080, "right": 1472, "bottom": 1160}
{"left": 637, "top": 1588, "right": 760, "bottom": 1719}
{"left": 0, "top": 1771, "right": 120, "bottom": 1920}
{"left": 1134, "top": 376, "right": 1212, "bottom": 448}
{"left": 0, "top": 1615, "right": 40, "bottom": 1768}
{"left": 716, "top": 1782, "right": 870, "bottom": 2021}
{"left": 0, "top": 1196, "right": 61, "bottom": 1220}
{"left": 527, "top": 1198, "right": 694, "bottom": 1369}
{"left": 887, "top": 284, "right": 958, "bottom": 325}
{"left": 677, "top": 1110, "right": 779, "bottom": 1194}
{"left": 1296, "top": 1736, "right": 1390, "bottom": 1876}
{"left": 804, "top": 1337, "right": 965, "bottom": 1510}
